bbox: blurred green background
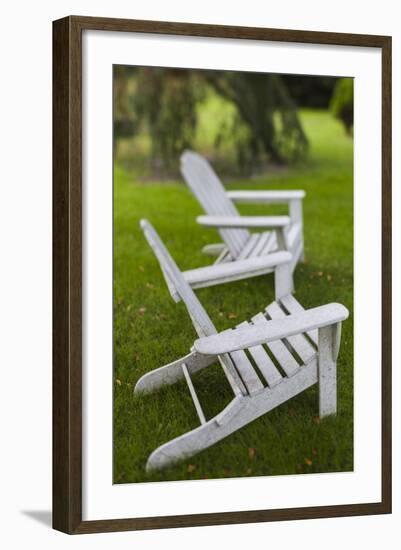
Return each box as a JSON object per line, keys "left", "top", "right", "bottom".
{"left": 113, "top": 67, "right": 354, "bottom": 484}
{"left": 114, "top": 67, "right": 353, "bottom": 178}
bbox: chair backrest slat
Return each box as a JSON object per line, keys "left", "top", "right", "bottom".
{"left": 140, "top": 220, "right": 217, "bottom": 338}
{"left": 180, "top": 151, "right": 250, "bottom": 258}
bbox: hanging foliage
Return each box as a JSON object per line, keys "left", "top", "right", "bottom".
{"left": 132, "top": 68, "right": 200, "bottom": 170}
{"left": 205, "top": 71, "right": 308, "bottom": 166}
{"left": 114, "top": 66, "right": 309, "bottom": 172}
{"left": 330, "top": 78, "right": 354, "bottom": 135}
{"left": 113, "top": 65, "right": 137, "bottom": 138}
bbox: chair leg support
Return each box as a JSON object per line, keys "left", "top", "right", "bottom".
{"left": 146, "top": 362, "right": 318, "bottom": 471}
{"left": 299, "top": 237, "right": 305, "bottom": 263}
{"left": 290, "top": 198, "right": 305, "bottom": 262}
{"left": 318, "top": 323, "right": 341, "bottom": 417}
{"left": 146, "top": 396, "right": 246, "bottom": 471}
{"left": 274, "top": 262, "right": 294, "bottom": 301}
{"left": 134, "top": 351, "right": 216, "bottom": 394}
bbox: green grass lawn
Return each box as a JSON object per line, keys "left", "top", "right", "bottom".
{"left": 113, "top": 109, "right": 353, "bottom": 484}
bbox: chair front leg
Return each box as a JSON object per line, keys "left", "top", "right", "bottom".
{"left": 274, "top": 262, "right": 294, "bottom": 301}
{"left": 290, "top": 198, "right": 305, "bottom": 261}
{"left": 318, "top": 322, "right": 342, "bottom": 417}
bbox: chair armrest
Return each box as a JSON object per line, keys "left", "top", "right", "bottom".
{"left": 183, "top": 251, "right": 292, "bottom": 289}
{"left": 194, "top": 303, "right": 349, "bottom": 355}
{"left": 227, "top": 190, "right": 305, "bottom": 204}
{"left": 197, "top": 215, "right": 290, "bottom": 229}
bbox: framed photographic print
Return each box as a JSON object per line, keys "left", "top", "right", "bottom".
{"left": 53, "top": 15, "right": 392, "bottom": 534}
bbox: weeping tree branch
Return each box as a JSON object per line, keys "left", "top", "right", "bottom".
{"left": 114, "top": 66, "right": 309, "bottom": 172}
{"left": 205, "top": 71, "right": 308, "bottom": 164}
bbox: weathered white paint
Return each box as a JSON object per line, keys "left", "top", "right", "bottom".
{"left": 146, "top": 361, "right": 318, "bottom": 471}
{"left": 236, "top": 321, "right": 283, "bottom": 387}
{"left": 289, "top": 199, "right": 305, "bottom": 261}
{"left": 135, "top": 351, "right": 216, "bottom": 394}
{"left": 280, "top": 293, "right": 318, "bottom": 344}
{"left": 251, "top": 312, "right": 300, "bottom": 377}
{"left": 237, "top": 233, "right": 260, "bottom": 259}
{"left": 137, "top": 219, "right": 349, "bottom": 470}
{"left": 182, "top": 363, "right": 207, "bottom": 425}
{"left": 227, "top": 190, "right": 305, "bottom": 203}
{"left": 318, "top": 324, "right": 340, "bottom": 417}
{"left": 183, "top": 251, "right": 292, "bottom": 289}
{"left": 194, "top": 303, "right": 349, "bottom": 355}
{"left": 180, "top": 150, "right": 306, "bottom": 276}
{"left": 197, "top": 214, "right": 290, "bottom": 229}
{"left": 181, "top": 151, "right": 249, "bottom": 258}
{"left": 265, "top": 302, "right": 316, "bottom": 365}
{"left": 274, "top": 262, "right": 294, "bottom": 300}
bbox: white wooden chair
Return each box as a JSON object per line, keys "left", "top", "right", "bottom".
{"left": 181, "top": 151, "right": 305, "bottom": 275}
{"left": 135, "top": 220, "right": 349, "bottom": 471}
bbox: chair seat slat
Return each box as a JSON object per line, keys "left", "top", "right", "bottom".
{"left": 251, "top": 312, "right": 299, "bottom": 376}
{"left": 279, "top": 294, "right": 318, "bottom": 345}
{"left": 229, "top": 347, "right": 265, "bottom": 395}
{"left": 237, "top": 233, "right": 259, "bottom": 260}
{"left": 248, "top": 232, "right": 272, "bottom": 258}
{"left": 261, "top": 232, "right": 277, "bottom": 255}
{"left": 266, "top": 302, "right": 316, "bottom": 365}
{"left": 237, "top": 321, "right": 282, "bottom": 387}
{"left": 218, "top": 354, "right": 248, "bottom": 396}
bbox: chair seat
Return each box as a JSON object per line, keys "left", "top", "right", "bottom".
{"left": 215, "top": 223, "right": 302, "bottom": 265}
{"left": 220, "top": 294, "right": 317, "bottom": 397}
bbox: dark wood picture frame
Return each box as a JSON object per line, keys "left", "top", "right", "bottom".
{"left": 53, "top": 15, "right": 392, "bottom": 534}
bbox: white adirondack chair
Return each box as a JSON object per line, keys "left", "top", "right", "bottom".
{"left": 180, "top": 151, "right": 305, "bottom": 274}
{"left": 135, "top": 220, "right": 349, "bottom": 471}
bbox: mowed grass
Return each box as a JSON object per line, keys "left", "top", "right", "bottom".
{"left": 113, "top": 109, "right": 353, "bottom": 484}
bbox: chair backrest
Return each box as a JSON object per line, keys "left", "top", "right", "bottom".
{"left": 140, "top": 219, "right": 217, "bottom": 338}
{"left": 180, "top": 151, "right": 250, "bottom": 258}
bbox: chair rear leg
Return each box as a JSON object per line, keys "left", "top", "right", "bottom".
{"left": 146, "top": 361, "right": 319, "bottom": 470}
{"left": 134, "top": 351, "right": 216, "bottom": 394}
{"left": 146, "top": 396, "right": 245, "bottom": 471}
